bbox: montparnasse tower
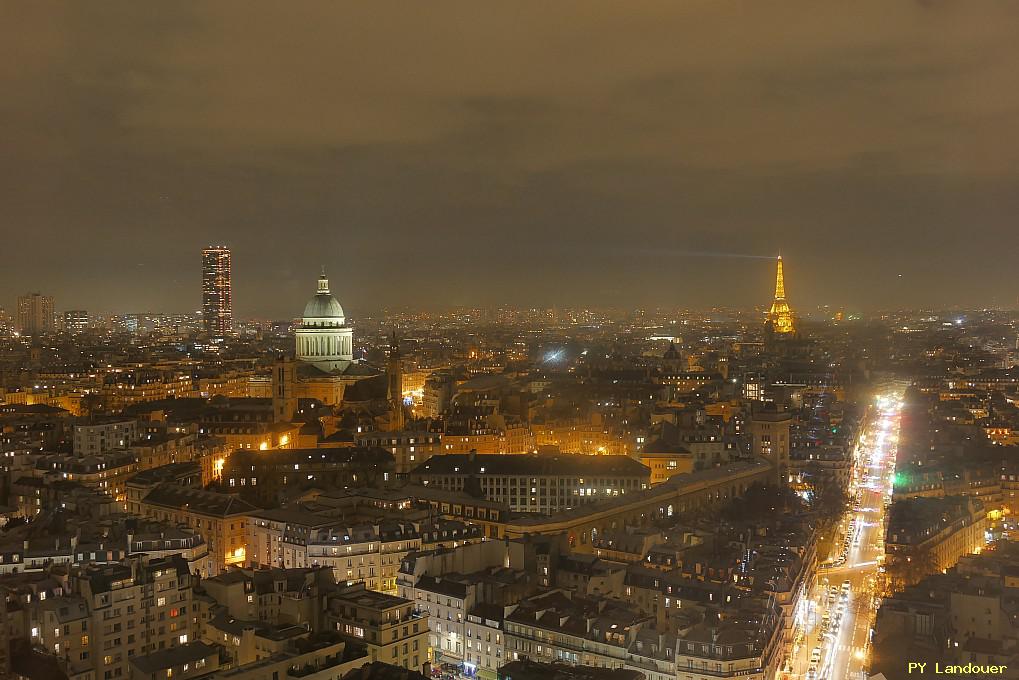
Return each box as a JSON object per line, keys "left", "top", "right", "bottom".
{"left": 766, "top": 255, "right": 796, "bottom": 335}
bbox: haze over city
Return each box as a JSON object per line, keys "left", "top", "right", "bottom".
{"left": 4, "top": 2, "right": 1019, "bottom": 315}
{"left": 3, "top": 6, "right": 1019, "bottom": 680}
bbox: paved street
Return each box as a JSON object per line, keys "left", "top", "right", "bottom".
{"left": 785, "top": 391, "right": 902, "bottom": 680}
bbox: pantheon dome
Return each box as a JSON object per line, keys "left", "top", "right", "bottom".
{"left": 295, "top": 269, "right": 353, "bottom": 372}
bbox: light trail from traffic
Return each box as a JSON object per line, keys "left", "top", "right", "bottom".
{"left": 786, "top": 388, "right": 903, "bottom": 680}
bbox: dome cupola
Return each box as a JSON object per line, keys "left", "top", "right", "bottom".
{"left": 296, "top": 267, "right": 353, "bottom": 371}
{"left": 302, "top": 268, "right": 345, "bottom": 325}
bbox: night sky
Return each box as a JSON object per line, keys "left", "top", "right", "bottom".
{"left": 3, "top": 2, "right": 1018, "bottom": 317}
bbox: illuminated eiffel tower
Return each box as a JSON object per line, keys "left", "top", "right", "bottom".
{"left": 766, "top": 255, "right": 796, "bottom": 335}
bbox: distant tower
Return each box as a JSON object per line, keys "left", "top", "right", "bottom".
{"left": 272, "top": 355, "right": 297, "bottom": 423}
{"left": 16, "top": 293, "right": 54, "bottom": 336}
{"left": 387, "top": 332, "right": 405, "bottom": 431}
{"left": 765, "top": 256, "right": 796, "bottom": 335}
{"left": 663, "top": 341, "right": 682, "bottom": 372}
{"left": 202, "top": 246, "right": 233, "bottom": 337}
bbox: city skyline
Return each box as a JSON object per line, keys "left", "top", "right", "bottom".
{"left": 4, "top": 2, "right": 1019, "bottom": 315}
{"left": 3, "top": 248, "right": 1016, "bottom": 321}
{"left": 1, "top": 5, "right": 1017, "bottom": 680}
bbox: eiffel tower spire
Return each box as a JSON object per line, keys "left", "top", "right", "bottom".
{"left": 767, "top": 255, "right": 795, "bottom": 335}
{"left": 774, "top": 255, "right": 786, "bottom": 300}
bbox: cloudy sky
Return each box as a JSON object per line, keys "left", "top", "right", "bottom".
{"left": 3, "top": 1, "right": 1018, "bottom": 317}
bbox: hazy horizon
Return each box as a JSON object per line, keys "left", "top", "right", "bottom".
{"left": 4, "top": 2, "right": 1019, "bottom": 316}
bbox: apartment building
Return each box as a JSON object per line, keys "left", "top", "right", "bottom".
{"left": 326, "top": 582, "right": 429, "bottom": 672}
{"left": 409, "top": 453, "right": 650, "bottom": 514}
{"left": 504, "top": 590, "right": 650, "bottom": 668}
{"left": 24, "top": 555, "right": 194, "bottom": 680}
{"left": 402, "top": 551, "right": 534, "bottom": 673}
{"left": 497, "top": 660, "right": 643, "bottom": 680}
{"left": 221, "top": 447, "right": 394, "bottom": 507}
{"left": 128, "top": 525, "right": 213, "bottom": 579}
{"left": 355, "top": 430, "right": 443, "bottom": 475}
{"left": 289, "top": 522, "right": 421, "bottom": 595}
{"left": 135, "top": 484, "right": 257, "bottom": 574}
{"left": 73, "top": 420, "right": 139, "bottom": 456}
{"left": 464, "top": 604, "right": 505, "bottom": 680}
{"left": 246, "top": 507, "right": 334, "bottom": 570}
{"left": 129, "top": 432, "right": 198, "bottom": 472}
{"left": 34, "top": 451, "right": 139, "bottom": 503}
{"left": 886, "top": 496, "right": 988, "bottom": 590}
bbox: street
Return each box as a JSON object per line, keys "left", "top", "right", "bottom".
{"left": 785, "top": 391, "right": 902, "bottom": 680}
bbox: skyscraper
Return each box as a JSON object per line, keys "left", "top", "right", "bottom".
{"left": 202, "top": 245, "right": 233, "bottom": 337}
{"left": 766, "top": 255, "right": 796, "bottom": 335}
{"left": 16, "top": 293, "right": 54, "bottom": 335}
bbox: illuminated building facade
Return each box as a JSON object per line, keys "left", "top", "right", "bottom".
{"left": 16, "top": 292, "right": 54, "bottom": 335}
{"left": 639, "top": 449, "right": 694, "bottom": 484}
{"left": 63, "top": 309, "right": 89, "bottom": 333}
{"left": 356, "top": 430, "right": 443, "bottom": 474}
{"left": 201, "top": 245, "right": 233, "bottom": 337}
{"left": 296, "top": 269, "right": 353, "bottom": 372}
{"left": 326, "top": 582, "right": 430, "bottom": 670}
{"left": 765, "top": 255, "right": 796, "bottom": 335}
{"left": 285, "top": 269, "right": 379, "bottom": 405}
{"left": 26, "top": 555, "right": 195, "bottom": 680}
{"left": 136, "top": 482, "right": 257, "bottom": 571}
{"left": 410, "top": 453, "right": 650, "bottom": 514}
{"left": 885, "top": 497, "right": 988, "bottom": 590}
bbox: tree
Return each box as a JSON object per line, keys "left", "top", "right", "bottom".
{"left": 721, "top": 482, "right": 804, "bottom": 521}
{"left": 81, "top": 392, "right": 105, "bottom": 421}
{"left": 894, "top": 550, "right": 938, "bottom": 589}
{"left": 805, "top": 460, "right": 849, "bottom": 522}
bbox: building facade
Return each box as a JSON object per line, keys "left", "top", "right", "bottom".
{"left": 201, "top": 245, "right": 232, "bottom": 337}
{"left": 409, "top": 453, "right": 651, "bottom": 515}
{"left": 16, "top": 293, "right": 54, "bottom": 335}
{"left": 296, "top": 270, "right": 354, "bottom": 373}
